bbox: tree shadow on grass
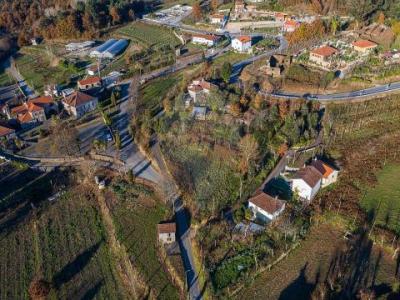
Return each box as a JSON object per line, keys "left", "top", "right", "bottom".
{"left": 53, "top": 240, "right": 102, "bottom": 289}
{"left": 80, "top": 279, "right": 104, "bottom": 300}
{"left": 278, "top": 263, "right": 316, "bottom": 300}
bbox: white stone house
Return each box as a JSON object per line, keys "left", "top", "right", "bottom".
{"left": 232, "top": 36, "right": 252, "bottom": 53}
{"left": 291, "top": 166, "right": 322, "bottom": 201}
{"left": 210, "top": 13, "right": 225, "bottom": 24}
{"left": 157, "top": 222, "right": 176, "bottom": 244}
{"left": 311, "top": 159, "right": 339, "bottom": 188}
{"left": 192, "top": 34, "right": 220, "bottom": 47}
{"left": 187, "top": 79, "right": 216, "bottom": 103}
{"left": 62, "top": 91, "right": 98, "bottom": 119}
{"left": 248, "top": 191, "right": 286, "bottom": 223}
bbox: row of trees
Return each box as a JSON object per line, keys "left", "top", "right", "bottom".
{"left": 0, "top": 0, "right": 145, "bottom": 45}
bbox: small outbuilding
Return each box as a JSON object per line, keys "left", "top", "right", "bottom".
{"left": 248, "top": 191, "right": 285, "bottom": 223}
{"left": 157, "top": 222, "right": 176, "bottom": 244}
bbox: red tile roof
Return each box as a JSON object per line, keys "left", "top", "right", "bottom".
{"left": 211, "top": 13, "right": 225, "bottom": 19}
{"left": 63, "top": 91, "right": 96, "bottom": 108}
{"left": 192, "top": 34, "right": 220, "bottom": 42}
{"left": 352, "top": 39, "right": 377, "bottom": 48}
{"left": 294, "top": 166, "right": 323, "bottom": 188}
{"left": 311, "top": 160, "right": 335, "bottom": 179}
{"left": 157, "top": 223, "right": 176, "bottom": 234}
{"left": 237, "top": 36, "right": 251, "bottom": 43}
{"left": 78, "top": 76, "right": 101, "bottom": 86}
{"left": 30, "top": 96, "right": 53, "bottom": 105}
{"left": 249, "top": 192, "right": 285, "bottom": 215}
{"left": 311, "top": 46, "right": 338, "bottom": 57}
{"left": 284, "top": 20, "right": 299, "bottom": 27}
{"left": 11, "top": 96, "right": 53, "bottom": 116}
{"left": 18, "top": 112, "right": 34, "bottom": 123}
{"left": 0, "top": 125, "right": 15, "bottom": 137}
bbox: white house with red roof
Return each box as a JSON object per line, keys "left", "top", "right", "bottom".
{"left": 352, "top": 39, "right": 378, "bottom": 54}
{"left": 291, "top": 166, "right": 323, "bottom": 201}
{"left": 157, "top": 222, "right": 176, "bottom": 244}
{"left": 310, "top": 159, "right": 339, "bottom": 188}
{"left": 232, "top": 36, "right": 252, "bottom": 53}
{"left": 309, "top": 45, "right": 339, "bottom": 68}
{"left": 77, "top": 76, "right": 102, "bottom": 91}
{"left": 62, "top": 91, "right": 98, "bottom": 118}
{"left": 248, "top": 191, "right": 286, "bottom": 223}
{"left": 187, "top": 78, "right": 216, "bottom": 102}
{"left": 283, "top": 20, "right": 300, "bottom": 32}
{"left": 192, "top": 34, "right": 220, "bottom": 47}
{"left": 210, "top": 13, "right": 225, "bottom": 25}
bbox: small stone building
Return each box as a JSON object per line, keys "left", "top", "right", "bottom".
{"left": 157, "top": 222, "right": 176, "bottom": 244}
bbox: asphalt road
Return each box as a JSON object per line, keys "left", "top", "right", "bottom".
{"left": 267, "top": 81, "right": 400, "bottom": 101}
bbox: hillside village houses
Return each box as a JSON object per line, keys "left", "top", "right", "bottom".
{"left": 232, "top": 36, "right": 252, "bottom": 53}
{"left": 248, "top": 191, "right": 286, "bottom": 223}
{"left": 192, "top": 34, "right": 220, "bottom": 47}
{"left": 157, "top": 222, "right": 176, "bottom": 244}
{"left": 352, "top": 39, "right": 378, "bottom": 54}
{"left": 309, "top": 45, "right": 339, "bottom": 68}
{"left": 291, "top": 160, "right": 339, "bottom": 201}
{"left": 62, "top": 91, "right": 98, "bottom": 119}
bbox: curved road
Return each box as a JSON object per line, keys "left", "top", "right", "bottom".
{"left": 268, "top": 81, "right": 400, "bottom": 101}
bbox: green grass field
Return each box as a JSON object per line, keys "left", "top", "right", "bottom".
{"left": 361, "top": 164, "right": 400, "bottom": 234}
{"left": 15, "top": 46, "right": 80, "bottom": 92}
{"left": 116, "top": 22, "right": 180, "bottom": 48}
{"left": 111, "top": 181, "right": 179, "bottom": 299}
{"left": 0, "top": 169, "right": 125, "bottom": 299}
{"left": 0, "top": 69, "right": 14, "bottom": 87}
{"left": 140, "top": 74, "right": 180, "bottom": 114}
{"left": 213, "top": 51, "right": 250, "bottom": 66}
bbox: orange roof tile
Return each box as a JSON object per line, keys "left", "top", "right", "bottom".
{"left": 311, "top": 46, "right": 338, "bottom": 57}
{"left": 27, "top": 102, "right": 43, "bottom": 112}
{"left": 0, "top": 125, "right": 15, "bottom": 137}
{"left": 352, "top": 39, "right": 377, "bottom": 48}
{"left": 311, "top": 160, "right": 335, "bottom": 179}
{"left": 78, "top": 76, "right": 101, "bottom": 86}
{"left": 30, "top": 96, "right": 53, "bottom": 105}
{"left": 284, "top": 20, "right": 299, "bottom": 27}
{"left": 211, "top": 13, "right": 225, "bottom": 19}
{"left": 237, "top": 36, "right": 251, "bottom": 43}
{"left": 63, "top": 91, "right": 95, "bottom": 108}
{"left": 18, "top": 112, "right": 33, "bottom": 123}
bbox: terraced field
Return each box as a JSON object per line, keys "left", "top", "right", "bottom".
{"left": 0, "top": 166, "right": 126, "bottom": 299}
{"left": 116, "top": 22, "right": 180, "bottom": 47}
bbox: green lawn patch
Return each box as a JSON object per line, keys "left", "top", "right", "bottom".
{"left": 213, "top": 51, "right": 250, "bottom": 66}
{"left": 0, "top": 69, "right": 14, "bottom": 87}
{"left": 140, "top": 74, "right": 180, "bottom": 114}
{"left": 361, "top": 164, "right": 400, "bottom": 234}
{"left": 15, "top": 46, "right": 82, "bottom": 92}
